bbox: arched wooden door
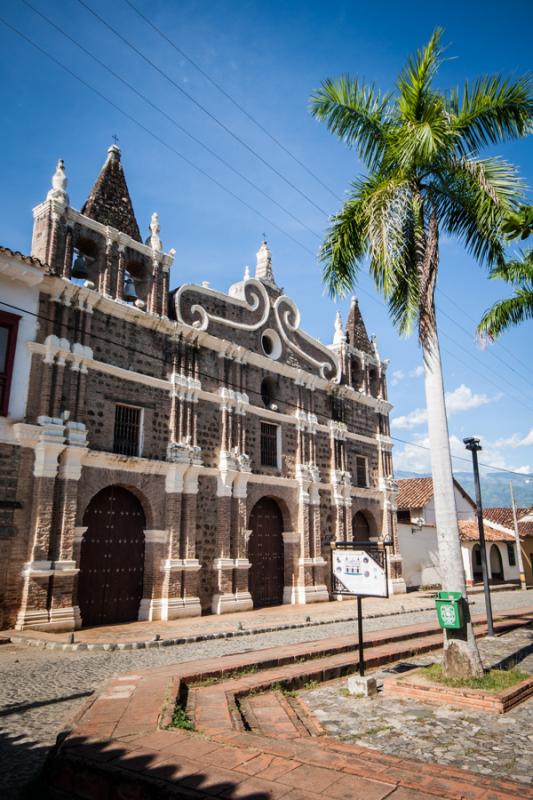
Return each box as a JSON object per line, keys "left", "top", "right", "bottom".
{"left": 78, "top": 486, "right": 146, "bottom": 627}
{"left": 352, "top": 511, "right": 371, "bottom": 542}
{"left": 490, "top": 544, "right": 504, "bottom": 581}
{"left": 248, "top": 498, "right": 284, "bottom": 608}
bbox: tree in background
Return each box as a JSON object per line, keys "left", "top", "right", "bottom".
{"left": 310, "top": 29, "right": 532, "bottom": 677}
{"left": 478, "top": 205, "right": 533, "bottom": 341}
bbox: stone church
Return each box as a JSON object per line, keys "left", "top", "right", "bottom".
{"left": 0, "top": 145, "right": 404, "bottom": 632}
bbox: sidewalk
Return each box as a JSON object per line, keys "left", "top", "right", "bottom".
{"left": 43, "top": 607, "right": 533, "bottom": 800}
{"left": 7, "top": 591, "right": 440, "bottom": 650}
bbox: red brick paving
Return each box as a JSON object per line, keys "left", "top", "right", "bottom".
{"left": 43, "top": 607, "right": 533, "bottom": 799}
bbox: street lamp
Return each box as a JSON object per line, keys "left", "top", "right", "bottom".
{"left": 463, "top": 437, "right": 494, "bottom": 636}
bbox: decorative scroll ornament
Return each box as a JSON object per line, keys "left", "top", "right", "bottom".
{"left": 273, "top": 295, "right": 339, "bottom": 381}
{"left": 175, "top": 278, "right": 270, "bottom": 332}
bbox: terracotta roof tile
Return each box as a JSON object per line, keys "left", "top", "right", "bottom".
{"left": 484, "top": 507, "right": 533, "bottom": 539}
{"left": 396, "top": 477, "right": 435, "bottom": 510}
{"left": 458, "top": 519, "right": 515, "bottom": 542}
{"left": 396, "top": 477, "right": 474, "bottom": 510}
{"left": 0, "top": 245, "right": 47, "bottom": 271}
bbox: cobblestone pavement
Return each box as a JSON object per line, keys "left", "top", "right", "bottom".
{"left": 303, "top": 625, "right": 533, "bottom": 787}
{"left": 0, "top": 588, "right": 531, "bottom": 798}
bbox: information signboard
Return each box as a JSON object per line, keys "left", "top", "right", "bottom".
{"left": 331, "top": 542, "right": 388, "bottom": 598}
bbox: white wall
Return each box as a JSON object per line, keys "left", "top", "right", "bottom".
{"left": 0, "top": 272, "right": 40, "bottom": 426}
{"left": 397, "top": 523, "right": 443, "bottom": 588}
{"left": 422, "top": 484, "right": 473, "bottom": 526}
{"left": 464, "top": 541, "right": 520, "bottom": 583}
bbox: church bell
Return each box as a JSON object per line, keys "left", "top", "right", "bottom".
{"left": 71, "top": 252, "right": 89, "bottom": 280}
{"left": 124, "top": 273, "right": 138, "bottom": 303}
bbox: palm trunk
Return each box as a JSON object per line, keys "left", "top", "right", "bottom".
{"left": 420, "top": 208, "right": 483, "bottom": 679}
{"left": 423, "top": 330, "right": 484, "bottom": 678}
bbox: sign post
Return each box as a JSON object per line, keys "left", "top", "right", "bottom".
{"left": 331, "top": 541, "right": 389, "bottom": 677}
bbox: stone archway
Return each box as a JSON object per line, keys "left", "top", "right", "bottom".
{"left": 490, "top": 544, "right": 504, "bottom": 581}
{"left": 248, "top": 497, "right": 284, "bottom": 608}
{"left": 352, "top": 510, "right": 372, "bottom": 542}
{"left": 77, "top": 486, "right": 146, "bottom": 627}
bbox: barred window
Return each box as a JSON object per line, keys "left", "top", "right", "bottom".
{"left": 261, "top": 422, "right": 279, "bottom": 468}
{"left": 355, "top": 455, "right": 368, "bottom": 488}
{"left": 113, "top": 404, "right": 142, "bottom": 457}
{"left": 506, "top": 542, "right": 516, "bottom": 567}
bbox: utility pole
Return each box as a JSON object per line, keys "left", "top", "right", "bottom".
{"left": 463, "top": 437, "right": 494, "bottom": 637}
{"left": 509, "top": 481, "right": 527, "bottom": 590}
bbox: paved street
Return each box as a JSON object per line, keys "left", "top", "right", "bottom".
{"left": 0, "top": 588, "right": 531, "bottom": 797}
{"left": 303, "top": 626, "right": 533, "bottom": 786}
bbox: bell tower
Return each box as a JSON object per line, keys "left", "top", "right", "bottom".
{"left": 31, "top": 145, "right": 175, "bottom": 316}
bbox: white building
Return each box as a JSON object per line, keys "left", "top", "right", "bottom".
{"left": 396, "top": 477, "right": 519, "bottom": 589}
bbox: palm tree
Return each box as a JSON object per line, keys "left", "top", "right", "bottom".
{"left": 310, "top": 29, "right": 532, "bottom": 678}
{"left": 477, "top": 249, "right": 533, "bottom": 340}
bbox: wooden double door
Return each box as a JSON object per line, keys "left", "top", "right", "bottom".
{"left": 248, "top": 498, "right": 284, "bottom": 608}
{"left": 77, "top": 486, "right": 145, "bottom": 627}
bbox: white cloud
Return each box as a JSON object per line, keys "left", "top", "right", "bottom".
{"left": 391, "top": 369, "right": 404, "bottom": 386}
{"left": 391, "top": 384, "right": 500, "bottom": 430}
{"left": 393, "top": 433, "right": 531, "bottom": 476}
{"left": 444, "top": 384, "right": 500, "bottom": 415}
{"left": 494, "top": 428, "right": 533, "bottom": 449}
{"left": 390, "top": 365, "right": 423, "bottom": 386}
{"left": 391, "top": 407, "right": 428, "bottom": 430}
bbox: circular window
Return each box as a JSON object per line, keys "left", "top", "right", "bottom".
{"left": 261, "top": 329, "right": 282, "bottom": 360}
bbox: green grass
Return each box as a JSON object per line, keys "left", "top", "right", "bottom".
{"left": 171, "top": 703, "right": 194, "bottom": 730}
{"left": 421, "top": 663, "right": 528, "bottom": 692}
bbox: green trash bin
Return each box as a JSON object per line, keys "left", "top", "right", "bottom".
{"left": 435, "top": 591, "right": 464, "bottom": 630}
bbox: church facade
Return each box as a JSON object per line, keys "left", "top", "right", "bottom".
{"left": 0, "top": 146, "right": 404, "bottom": 632}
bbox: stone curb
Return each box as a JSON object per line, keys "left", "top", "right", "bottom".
{"left": 8, "top": 603, "right": 438, "bottom": 652}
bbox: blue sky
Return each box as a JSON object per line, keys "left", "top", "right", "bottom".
{"left": 1, "top": 0, "right": 532, "bottom": 490}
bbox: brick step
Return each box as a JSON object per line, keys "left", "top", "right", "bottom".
{"left": 190, "top": 613, "right": 532, "bottom": 738}
{"left": 181, "top": 608, "right": 525, "bottom": 690}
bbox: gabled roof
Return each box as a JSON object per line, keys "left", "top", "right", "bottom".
{"left": 345, "top": 296, "right": 372, "bottom": 354}
{"left": 81, "top": 145, "right": 141, "bottom": 242}
{"left": 458, "top": 519, "right": 514, "bottom": 543}
{"left": 396, "top": 476, "right": 475, "bottom": 511}
{"left": 484, "top": 507, "right": 533, "bottom": 539}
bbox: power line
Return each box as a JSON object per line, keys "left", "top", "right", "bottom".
{"left": 391, "top": 434, "right": 532, "bottom": 479}
{"left": 0, "top": 13, "right": 317, "bottom": 258}
{"left": 437, "top": 286, "right": 533, "bottom": 382}
{"left": 1, "top": 296, "right": 531, "bottom": 480}
{"left": 4, "top": 9, "right": 531, "bottom": 420}
{"left": 124, "top": 0, "right": 341, "bottom": 203}
{"left": 76, "top": 0, "right": 332, "bottom": 218}
{"left": 21, "top": 0, "right": 321, "bottom": 242}
{"left": 438, "top": 302, "right": 533, "bottom": 392}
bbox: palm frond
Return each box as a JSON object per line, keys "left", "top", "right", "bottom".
{"left": 430, "top": 156, "right": 522, "bottom": 266}
{"left": 397, "top": 27, "right": 444, "bottom": 122}
{"left": 309, "top": 76, "right": 391, "bottom": 170}
{"left": 451, "top": 74, "right": 533, "bottom": 154}
{"left": 489, "top": 248, "right": 533, "bottom": 285}
{"left": 477, "top": 290, "right": 533, "bottom": 340}
{"left": 319, "top": 191, "right": 369, "bottom": 298}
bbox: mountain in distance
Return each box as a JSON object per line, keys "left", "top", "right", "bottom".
{"left": 395, "top": 470, "right": 533, "bottom": 509}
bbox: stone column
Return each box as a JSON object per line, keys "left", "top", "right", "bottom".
{"left": 15, "top": 420, "right": 65, "bottom": 630}
{"left": 48, "top": 423, "right": 87, "bottom": 631}
{"left": 232, "top": 476, "right": 252, "bottom": 606}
